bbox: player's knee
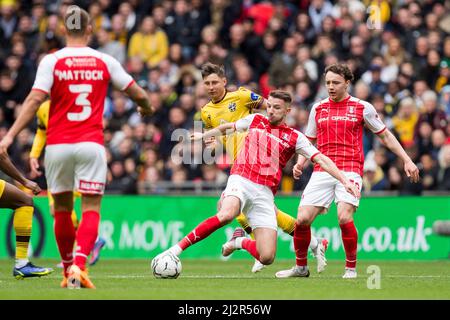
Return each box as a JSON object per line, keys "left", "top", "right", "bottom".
{"left": 338, "top": 216, "right": 353, "bottom": 225}
{"left": 216, "top": 210, "right": 235, "bottom": 225}
{"left": 296, "top": 216, "right": 311, "bottom": 226}
{"left": 259, "top": 253, "right": 275, "bottom": 265}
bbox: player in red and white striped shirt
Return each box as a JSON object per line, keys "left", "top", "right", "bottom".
{"left": 0, "top": 6, "right": 152, "bottom": 288}
{"left": 155, "top": 91, "right": 359, "bottom": 269}
{"left": 276, "top": 64, "right": 419, "bottom": 279}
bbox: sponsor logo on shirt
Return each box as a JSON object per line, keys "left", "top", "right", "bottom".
{"left": 79, "top": 180, "right": 105, "bottom": 193}
{"left": 65, "top": 57, "right": 98, "bottom": 67}
{"left": 318, "top": 116, "right": 358, "bottom": 123}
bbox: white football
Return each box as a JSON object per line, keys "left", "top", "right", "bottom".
{"left": 151, "top": 253, "right": 182, "bottom": 279}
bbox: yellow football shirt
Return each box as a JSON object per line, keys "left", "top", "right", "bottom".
{"left": 200, "top": 87, "right": 263, "bottom": 160}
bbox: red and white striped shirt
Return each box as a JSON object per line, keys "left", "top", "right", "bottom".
{"left": 231, "top": 114, "right": 319, "bottom": 194}
{"left": 32, "top": 47, "right": 134, "bottom": 146}
{"left": 305, "top": 95, "right": 386, "bottom": 176}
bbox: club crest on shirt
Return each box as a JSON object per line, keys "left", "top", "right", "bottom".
{"left": 349, "top": 106, "right": 355, "bottom": 114}
{"left": 228, "top": 102, "right": 237, "bottom": 112}
{"left": 282, "top": 133, "right": 290, "bottom": 141}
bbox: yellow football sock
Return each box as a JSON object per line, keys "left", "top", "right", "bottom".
{"left": 236, "top": 213, "right": 255, "bottom": 239}
{"left": 71, "top": 210, "right": 79, "bottom": 230}
{"left": 13, "top": 206, "right": 33, "bottom": 261}
{"left": 277, "top": 209, "right": 296, "bottom": 236}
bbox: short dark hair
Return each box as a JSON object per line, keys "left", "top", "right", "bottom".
{"left": 324, "top": 63, "right": 354, "bottom": 82}
{"left": 64, "top": 5, "right": 91, "bottom": 37}
{"left": 269, "top": 90, "right": 292, "bottom": 104}
{"left": 201, "top": 62, "right": 225, "bottom": 79}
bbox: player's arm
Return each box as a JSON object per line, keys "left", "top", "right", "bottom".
{"left": 105, "top": 54, "right": 153, "bottom": 116}
{"left": 0, "top": 152, "right": 41, "bottom": 195}
{"left": 363, "top": 101, "right": 419, "bottom": 183}
{"left": 191, "top": 122, "right": 236, "bottom": 141}
{"left": 191, "top": 113, "right": 256, "bottom": 141}
{"left": 124, "top": 82, "right": 153, "bottom": 116}
{"left": 29, "top": 126, "right": 46, "bottom": 177}
{"left": 377, "top": 129, "right": 419, "bottom": 182}
{"left": 293, "top": 105, "right": 317, "bottom": 179}
{"left": 0, "top": 90, "right": 47, "bottom": 156}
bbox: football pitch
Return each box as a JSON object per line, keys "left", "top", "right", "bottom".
{"left": 0, "top": 259, "right": 449, "bottom": 300}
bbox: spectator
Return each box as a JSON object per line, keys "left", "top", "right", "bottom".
{"left": 128, "top": 16, "right": 169, "bottom": 69}
{"left": 392, "top": 97, "right": 419, "bottom": 148}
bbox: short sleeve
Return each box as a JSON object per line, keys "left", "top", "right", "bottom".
{"left": 102, "top": 53, "right": 134, "bottom": 91}
{"left": 32, "top": 54, "right": 57, "bottom": 94}
{"left": 362, "top": 101, "right": 386, "bottom": 134}
{"left": 234, "top": 114, "right": 258, "bottom": 132}
{"left": 295, "top": 130, "right": 320, "bottom": 160}
{"left": 304, "top": 103, "right": 318, "bottom": 139}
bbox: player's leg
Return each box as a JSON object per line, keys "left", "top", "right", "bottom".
{"left": 335, "top": 172, "right": 362, "bottom": 279}
{"left": 67, "top": 194, "right": 101, "bottom": 289}
{"left": 164, "top": 194, "right": 241, "bottom": 257}
{"left": 337, "top": 202, "right": 358, "bottom": 278}
{"left": 0, "top": 181, "right": 53, "bottom": 279}
{"left": 73, "top": 194, "right": 102, "bottom": 271}
{"left": 275, "top": 206, "right": 326, "bottom": 255}
{"left": 66, "top": 142, "right": 107, "bottom": 289}
{"left": 223, "top": 182, "right": 277, "bottom": 265}
{"left": 53, "top": 191, "right": 76, "bottom": 283}
{"left": 276, "top": 173, "right": 334, "bottom": 277}
{"left": 236, "top": 213, "right": 254, "bottom": 238}
{"left": 45, "top": 144, "right": 77, "bottom": 285}
{"left": 249, "top": 227, "right": 277, "bottom": 265}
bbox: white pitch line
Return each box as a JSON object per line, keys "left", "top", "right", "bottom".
{"left": 102, "top": 274, "right": 450, "bottom": 279}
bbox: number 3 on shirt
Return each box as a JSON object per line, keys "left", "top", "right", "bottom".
{"left": 68, "top": 84, "right": 92, "bottom": 121}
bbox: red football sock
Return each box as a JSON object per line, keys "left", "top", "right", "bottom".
{"left": 340, "top": 221, "right": 358, "bottom": 268}
{"left": 294, "top": 224, "right": 311, "bottom": 267}
{"left": 241, "top": 239, "right": 260, "bottom": 261}
{"left": 74, "top": 210, "right": 100, "bottom": 270}
{"left": 178, "top": 216, "right": 222, "bottom": 250}
{"left": 54, "top": 211, "right": 76, "bottom": 277}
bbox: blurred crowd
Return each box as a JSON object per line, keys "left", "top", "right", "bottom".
{"left": 0, "top": 0, "right": 449, "bottom": 195}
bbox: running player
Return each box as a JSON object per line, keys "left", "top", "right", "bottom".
{"left": 276, "top": 64, "right": 419, "bottom": 279}
{"left": 0, "top": 6, "right": 152, "bottom": 288}
{"left": 200, "top": 63, "right": 328, "bottom": 273}
{"left": 29, "top": 100, "right": 106, "bottom": 266}
{"left": 154, "top": 90, "right": 359, "bottom": 270}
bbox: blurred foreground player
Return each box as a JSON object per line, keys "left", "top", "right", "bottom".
{"left": 0, "top": 6, "right": 152, "bottom": 288}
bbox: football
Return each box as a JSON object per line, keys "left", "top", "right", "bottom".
{"left": 151, "top": 253, "right": 182, "bottom": 279}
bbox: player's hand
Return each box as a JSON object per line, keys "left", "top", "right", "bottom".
{"left": 137, "top": 106, "right": 153, "bottom": 117}
{"left": 190, "top": 132, "right": 204, "bottom": 141}
{"left": 29, "top": 157, "right": 42, "bottom": 177}
{"left": 343, "top": 180, "right": 361, "bottom": 199}
{"left": 204, "top": 136, "right": 216, "bottom": 149}
{"left": 23, "top": 179, "right": 41, "bottom": 195}
{"left": 404, "top": 160, "right": 420, "bottom": 183}
{"left": 0, "top": 136, "right": 13, "bottom": 158}
{"left": 293, "top": 163, "right": 304, "bottom": 180}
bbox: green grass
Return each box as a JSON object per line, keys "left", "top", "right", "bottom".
{"left": 1, "top": 259, "right": 449, "bottom": 299}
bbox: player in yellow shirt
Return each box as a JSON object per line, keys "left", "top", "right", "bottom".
{"left": 29, "top": 101, "right": 106, "bottom": 268}
{"left": 0, "top": 150, "right": 53, "bottom": 279}
{"left": 200, "top": 63, "right": 328, "bottom": 273}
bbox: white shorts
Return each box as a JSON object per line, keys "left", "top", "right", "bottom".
{"left": 222, "top": 175, "right": 277, "bottom": 231}
{"left": 45, "top": 142, "right": 107, "bottom": 195}
{"left": 300, "top": 171, "right": 362, "bottom": 212}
